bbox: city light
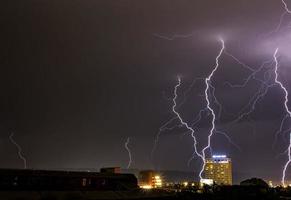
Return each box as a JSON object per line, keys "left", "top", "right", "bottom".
{"left": 268, "top": 181, "right": 273, "bottom": 188}
{"left": 200, "top": 179, "right": 214, "bottom": 186}
{"left": 183, "top": 182, "right": 188, "bottom": 187}
{"left": 153, "top": 175, "right": 163, "bottom": 188}
{"left": 212, "top": 155, "right": 227, "bottom": 158}
{"left": 140, "top": 185, "right": 153, "bottom": 190}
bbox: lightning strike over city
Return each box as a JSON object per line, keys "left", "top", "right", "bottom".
{"left": 199, "top": 38, "right": 225, "bottom": 179}
{"left": 1, "top": 0, "right": 291, "bottom": 199}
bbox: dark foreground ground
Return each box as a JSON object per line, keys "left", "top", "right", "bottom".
{"left": 1, "top": 186, "right": 290, "bottom": 200}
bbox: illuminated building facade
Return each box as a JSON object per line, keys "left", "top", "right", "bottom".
{"left": 138, "top": 170, "right": 162, "bottom": 189}
{"left": 204, "top": 155, "right": 232, "bottom": 185}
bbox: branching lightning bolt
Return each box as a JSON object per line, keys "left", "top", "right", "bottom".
{"left": 170, "top": 39, "right": 226, "bottom": 180}
{"left": 223, "top": 53, "right": 276, "bottom": 125}
{"left": 199, "top": 39, "right": 225, "bottom": 179}
{"left": 260, "top": 0, "right": 291, "bottom": 38}
{"left": 153, "top": 38, "right": 240, "bottom": 180}
{"left": 9, "top": 132, "right": 27, "bottom": 169}
{"left": 273, "top": 49, "right": 291, "bottom": 187}
{"left": 273, "top": 114, "right": 289, "bottom": 149}
{"left": 222, "top": 47, "right": 290, "bottom": 186}
{"left": 150, "top": 0, "right": 291, "bottom": 185}
{"left": 172, "top": 76, "right": 205, "bottom": 177}
{"left": 124, "top": 137, "right": 132, "bottom": 169}
{"left": 151, "top": 116, "right": 179, "bottom": 162}
{"left": 151, "top": 77, "right": 205, "bottom": 162}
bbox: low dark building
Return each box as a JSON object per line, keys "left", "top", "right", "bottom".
{"left": 0, "top": 168, "right": 137, "bottom": 191}
{"left": 100, "top": 167, "right": 121, "bottom": 174}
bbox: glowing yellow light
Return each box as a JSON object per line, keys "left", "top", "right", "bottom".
{"left": 140, "top": 185, "right": 152, "bottom": 189}
{"left": 149, "top": 174, "right": 162, "bottom": 188}
{"left": 183, "top": 182, "right": 188, "bottom": 187}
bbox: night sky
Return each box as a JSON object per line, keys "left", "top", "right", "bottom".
{"left": 1, "top": 0, "right": 291, "bottom": 184}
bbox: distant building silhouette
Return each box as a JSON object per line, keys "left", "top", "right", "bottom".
{"left": 100, "top": 167, "right": 121, "bottom": 174}
{"left": 204, "top": 155, "right": 232, "bottom": 185}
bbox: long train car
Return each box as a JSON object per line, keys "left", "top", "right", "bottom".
{"left": 0, "top": 169, "right": 138, "bottom": 191}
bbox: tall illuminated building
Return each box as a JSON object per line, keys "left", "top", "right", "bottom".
{"left": 204, "top": 155, "right": 232, "bottom": 185}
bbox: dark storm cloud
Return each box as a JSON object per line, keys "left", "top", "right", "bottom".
{"left": 0, "top": 0, "right": 290, "bottom": 183}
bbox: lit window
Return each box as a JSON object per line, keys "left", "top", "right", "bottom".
{"left": 82, "top": 178, "right": 87, "bottom": 187}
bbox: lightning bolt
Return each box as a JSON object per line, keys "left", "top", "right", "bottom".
{"left": 152, "top": 33, "right": 243, "bottom": 180}
{"left": 150, "top": 0, "right": 291, "bottom": 184}
{"left": 199, "top": 38, "right": 225, "bottom": 178}
{"left": 273, "top": 49, "right": 291, "bottom": 187}
{"left": 154, "top": 38, "right": 239, "bottom": 181}
{"left": 125, "top": 137, "right": 132, "bottom": 169}
{"left": 9, "top": 132, "right": 27, "bottom": 169}
{"left": 171, "top": 76, "right": 205, "bottom": 177}
{"left": 223, "top": 53, "right": 276, "bottom": 125}
{"left": 273, "top": 114, "right": 289, "bottom": 149}
{"left": 223, "top": 58, "right": 273, "bottom": 89}
{"left": 223, "top": 47, "right": 290, "bottom": 186}
{"left": 151, "top": 77, "right": 205, "bottom": 162}
{"left": 282, "top": 0, "right": 291, "bottom": 13}
{"left": 260, "top": 0, "right": 291, "bottom": 38}
{"left": 230, "top": 79, "right": 274, "bottom": 124}
{"left": 151, "top": 117, "right": 179, "bottom": 162}
{"left": 171, "top": 39, "right": 226, "bottom": 180}
{"left": 154, "top": 31, "right": 275, "bottom": 127}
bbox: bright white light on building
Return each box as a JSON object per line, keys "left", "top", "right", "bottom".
{"left": 200, "top": 179, "right": 214, "bottom": 186}
{"left": 212, "top": 155, "right": 226, "bottom": 158}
